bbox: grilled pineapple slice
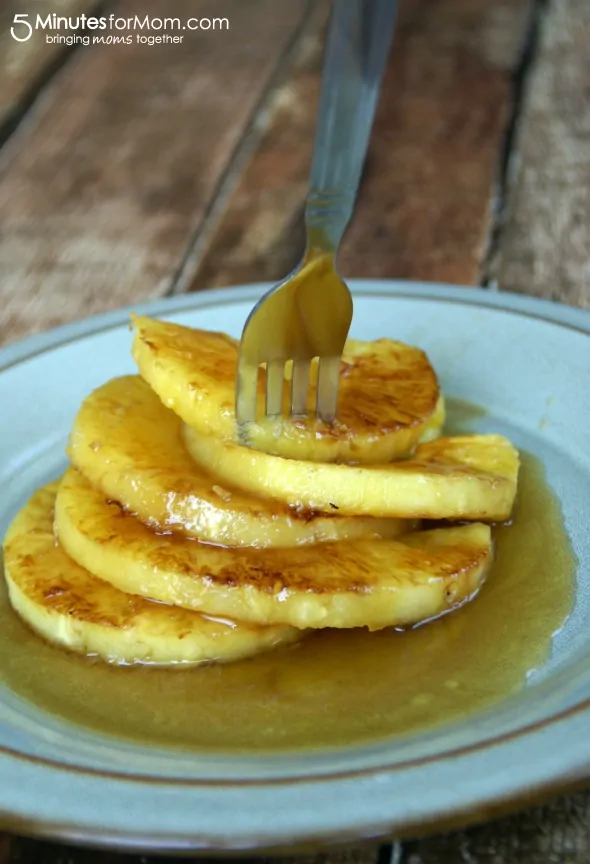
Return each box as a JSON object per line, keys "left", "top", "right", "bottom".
{"left": 184, "top": 428, "right": 520, "bottom": 521}
{"left": 3, "top": 482, "right": 302, "bottom": 665}
{"left": 56, "top": 468, "right": 493, "bottom": 631}
{"left": 131, "top": 315, "right": 444, "bottom": 463}
{"left": 68, "top": 376, "right": 411, "bottom": 547}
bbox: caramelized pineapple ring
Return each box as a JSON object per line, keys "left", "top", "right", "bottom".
{"left": 56, "top": 468, "right": 493, "bottom": 631}
{"left": 68, "top": 376, "right": 411, "bottom": 547}
{"left": 131, "top": 315, "right": 444, "bottom": 463}
{"left": 183, "top": 428, "right": 520, "bottom": 521}
{"left": 3, "top": 483, "right": 302, "bottom": 665}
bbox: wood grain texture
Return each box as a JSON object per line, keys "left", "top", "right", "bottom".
{"left": 491, "top": 0, "right": 590, "bottom": 307}
{"left": 187, "top": 0, "right": 533, "bottom": 292}
{"left": 0, "top": 0, "right": 312, "bottom": 346}
{"left": 182, "top": 0, "right": 329, "bottom": 292}
{"left": 0, "top": 0, "right": 96, "bottom": 130}
{"left": 338, "top": 0, "right": 531, "bottom": 284}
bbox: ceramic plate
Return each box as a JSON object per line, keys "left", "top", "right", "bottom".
{"left": 0, "top": 281, "right": 589, "bottom": 854}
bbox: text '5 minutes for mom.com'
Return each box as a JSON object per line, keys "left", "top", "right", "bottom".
{"left": 10, "top": 13, "right": 230, "bottom": 46}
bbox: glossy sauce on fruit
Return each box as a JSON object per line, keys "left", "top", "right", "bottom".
{"left": 0, "top": 400, "right": 574, "bottom": 752}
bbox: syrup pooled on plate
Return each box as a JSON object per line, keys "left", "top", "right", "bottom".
{"left": 0, "top": 439, "right": 574, "bottom": 752}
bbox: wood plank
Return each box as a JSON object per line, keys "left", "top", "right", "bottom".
{"left": 178, "top": 0, "right": 330, "bottom": 293}
{"left": 186, "top": 0, "right": 532, "bottom": 292}
{"left": 0, "top": 0, "right": 96, "bottom": 131}
{"left": 491, "top": 0, "right": 590, "bottom": 307}
{"left": 339, "top": 0, "right": 532, "bottom": 285}
{"left": 0, "top": 0, "right": 313, "bottom": 346}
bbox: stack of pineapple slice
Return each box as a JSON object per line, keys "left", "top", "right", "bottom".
{"left": 2, "top": 316, "right": 519, "bottom": 665}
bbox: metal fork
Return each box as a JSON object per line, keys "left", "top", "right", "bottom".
{"left": 236, "top": 0, "right": 398, "bottom": 426}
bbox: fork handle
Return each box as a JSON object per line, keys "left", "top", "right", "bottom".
{"left": 305, "top": 0, "right": 398, "bottom": 254}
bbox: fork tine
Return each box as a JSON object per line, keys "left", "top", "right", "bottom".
{"left": 265, "top": 360, "right": 285, "bottom": 417}
{"left": 291, "top": 360, "right": 311, "bottom": 417}
{"left": 316, "top": 356, "right": 341, "bottom": 423}
{"left": 236, "top": 361, "right": 259, "bottom": 424}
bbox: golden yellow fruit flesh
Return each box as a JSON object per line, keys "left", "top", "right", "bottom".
{"left": 56, "top": 468, "right": 493, "bottom": 631}
{"left": 183, "top": 428, "right": 520, "bottom": 521}
{"left": 131, "top": 315, "right": 444, "bottom": 463}
{"left": 3, "top": 482, "right": 302, "bottom": 665}
{"left": 68, "top": 376, "right": 412, "bottom": 547}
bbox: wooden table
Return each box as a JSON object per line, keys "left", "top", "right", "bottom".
{"left": 0, "top": 0, "right": 588, "bottom": 860}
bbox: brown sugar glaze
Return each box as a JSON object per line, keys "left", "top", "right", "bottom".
{"left": 0, "top": 400, "right": 575, "bottom": 752}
